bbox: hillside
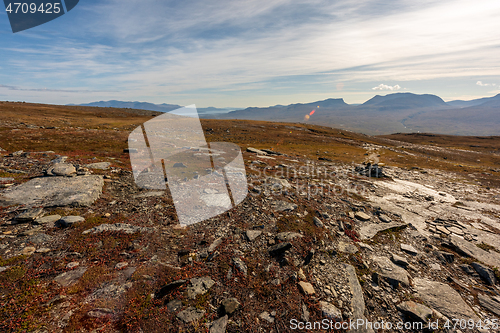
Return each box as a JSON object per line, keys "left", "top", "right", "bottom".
{"left": 0, "top": 101, "right": 500, "bottom": 332}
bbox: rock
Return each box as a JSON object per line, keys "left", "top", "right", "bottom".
{"left": 355, "top": 211, "right": 371, "bottom": 221}
{"left": 358, "top": 242, "right": 374, "bottom": 251}
{"left": 397, "top": 301, "right": 433, "bottom": 323}
{"left": 266, "top": 177, "right": 291, "bottom": 190}
{"left": 51, "top": 156, "right": 67, "bottom": 163}
{"left": 477, "top": 294, "right": 500, "bottom": 316}
{"left": 359, "top": 222, "right": 408, "bottom": 240}
{"left": 337, "top": 241, "right": 358, "bottom": 254}
{"left": 167, "top": 299, "right": 183, "bottom": 312}
{"left": 177, "top": 307, "right": 205, "bottom": 323}
{"left": 14, "top": 208, "right": 44, "bottom": 223}
{"left": 246, "top": 230, "right": 262, "bottom": 241}
{"left": 437, "top": 251, "right": 454, "bottom": 263}
{"left": 301, "top": 303, "right": 310, "bottom": 321}
{"left": 34, "top": 214, "right": 61, "bottom": 225}
{"left": 21, "top": 246, "right": 36, "bottom": 256}
{"left": 344, "top": 264, "right": 374, "bottom": 333}
{"left": 313, "top": 217, "right": 324, "bottom": 228}
{"left": 115, "top": 262, "right": 128, "bottom": 269}
{"left": 436, "top": 226, "right": 451, "bottom": 235}
{"left": 85, "top": 162, "right": 111, "bottom": 170}
{"left": 447, "top": 226, "right": 464, "bottom": 236}
{"left": 54, "top": 267, "right": 87, "bottom": 287}
{"left": 56, "top": 216, "right": 84, "bottom": 228}
{"left": 459, "top": 264, "right": 475, "bottom": 275}
{"left": 378, "top": 214, "right": 391, "bottom": 223}
{"left": 259, "top": 311, "right": 275, "bottom": 323}
{"left": 272, "top": 200, "right": 297, "bottom": 212}
{"left": 400, "top": 243, "right": 418, "bottom": 255}
{"left": 232, "top": 257, "right": 247, "bottom": 276}
{"left": 276, "top": 232, "right": 302, "bottom": 242}
{"left": 20, "top": 226, "right": 43, "bottom": 237}
{"left": 36, "top": 247, "right": 51, "bottom": 253}
{"left": 298, "top": 281, "right": 315, "bottom": 295}
{"left": 208, "top": 237, "right": 223, "bottom": 252}
{"left": 173, "top": 162, "right": 187, "bottom": 168}
{"left": 371, "top": 256, "right": 410, "bottom": 287}
{"left": 46, "top": 163, "right": 76, "bottom": 176}
{"left": 67, "top": 262, "right": 80, "bottom": 269}
{"left": 450, "top": 235, "right": 500, "bottom": 268}
{"left": 391, "top": 253, "right": 409, "bottom": 267}
{"left": 298, "top": 268, "right": 307, "bottom": 280}
{"left": 471, "top": 262, "right": 497, "bottom": 285}
{"left": 0, "top": 175, "right": 104, "bottom": 208}
{"left": 82, "top": 223, "right": 149, "bottom": 234}
{"left": 221, "top": 298, "right": 240, "bottom": 315}
{"left": 87, "top": 308, "right": 114, "bottom": 318}
{"left": 269, "top": 242, "right": 292, "bottom": 255}
{"left": 210, "top": 315, "right": 228, "bottom": 333}
{"left": 414, "top": 278, "right": 479, "bottom": 320}
{"left": 319, "top": 301, "right": 342, "bottom": 321}
{"left": 186, "top": 276, "right": 215, "bottom": 299}
{"left": 155, "top": 279, "right": 188, "bottom": 299}
{"left": 246, "top": 147, "right": 268, "bottom": 155}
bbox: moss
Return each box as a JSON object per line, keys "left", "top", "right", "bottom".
{"left": 476, "top": 242, "right": 498, "bottom": 253}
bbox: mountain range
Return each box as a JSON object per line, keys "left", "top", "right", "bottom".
{"left": 74, "top": 93, "right": 500, "bottom": 136}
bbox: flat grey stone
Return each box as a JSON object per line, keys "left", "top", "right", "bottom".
{"left": 471, "top": 262, "right": 497, "bottom": 285}
{"left": 82, "top": 223, "right": 149, "bottom": 234}
{"left": 167, "top": 299, "right": 183, "bottom": 312}
{"left": 414, "top": 278, "right": 479, "bottom": 320}
{"left": 208, "top": 237, "right": 223, "bottom": 252}
{"left": 276, "top": 231, "right": 302, "bottom": 242}
{"left": 298, "top": 281, "right": 315, "bottom": 295}
{"left": 14, "top": 207, "right": 44, "bottom": 222}
{"left": 372, "top": 256, "right": 409, "bottom": 287}
{"left": 210, "top": 315, "right": 228, "bottom": 333}
{"left": 391, "top": 253, "right": 408, "bottom": 267}
{"left": 359, "top": 222, "right": 408, "bottom": 240}
{"left": 400, "top": 243, "right": 418, "bottom": 255}
{"left": 259, "top": 311, "right": 275, "bottom": 323}
{"left": 0, "top": 175, "right": 104, "bottom": 208}
{"left": 85, "top": 162, "right": 111, "bottom": 170}
{"left": 221, "top": 298, "right": 240, "bottom": 315}
{"left": 319, "top": 301, "right": 342, "bottom": 321}
{"left": 28, "top": 233, "right": 53, "bottom": 244}
{"left": 34, "top": 214, "right": 61, "bottom": 225}
{"left": 47, "top": 163, "right": 76, "bottom": 176}
{"left": 478, "top": 294, "right": 500, "bottom": 316}
{"left": 344, "top": 264, "right": 374, "bottom": 333}
{"left": 378, "top": 214, "right": 391, "bottom": 223}
{"left": 448, "top": 226, "right": 464, "bottom": 236}
{"left": 56, "top": 215, "right": 84, "bottom": 228}
{"left": 186, "top": 276, "right": 215, "bottom": 299}
{"left": 246, "top": 230, "right": 262, "bottom": 241}
{"left": 355, "top": 211, "right": 371, "bottom": 221}
{"left": 397, "top": 301, "right": 433, "bottom": 323}
{"left": 54, "top": 267, "right": 87, "bottom": 287}
{"left": 450, "top": 235, "right": 500, "bottom": 268}
{"left": 272, "top": 200, "right": 297, "bottom": 212}
{"left": 232, "top": 257, "right": 247, "bottom": 276}
{"left": 337, "top": 241, "right": 358, "bottom": 254}
{"left": 177, "top": 307, "right": 205, "bottom": 323}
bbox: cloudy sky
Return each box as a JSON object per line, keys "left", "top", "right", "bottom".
{"left": 1, "top": 0, "right": 500, "bottom": 107}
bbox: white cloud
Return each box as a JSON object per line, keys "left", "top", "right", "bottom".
{"left": 372, "top": 84, "right": 401, "bottom": 91}
{"left": 476, "top": 81, "right": 496, "bottom": 86}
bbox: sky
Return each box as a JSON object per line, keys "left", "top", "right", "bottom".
{"left": 1, "top": 0, "right": 500, "bottom": 108}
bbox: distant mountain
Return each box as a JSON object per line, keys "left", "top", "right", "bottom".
{"left": 446, "top": 94, "right": 500, "bottom": 108}
{"left": 72, "top": 100, "right": 235, "bottom": 114}
{"left": 213, "top": 92, "right": 500, "bottom": 136}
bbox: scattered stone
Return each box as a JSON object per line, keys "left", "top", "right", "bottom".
{"left": 447, "top": 226, "right": 464, "bottom": 236}
{"left": 378, "top": 214, "right": 391, "bottom": 223}
{"left": 269, "top": 242, "right": 292, "bottom": 255}
{"left": 272, "top": 200, "right": 297, "bottom": 212}
{"left": 436, "top": 226, "right": 451, "bottom": 235}
{"left": 400, "top": 243, "right": 418, "bottom": 255}
{"left": 319, "top": 301, "right": 342, "bottom": 321}
{"left": 87, "top": 308, "right": 114, "bottom": 318}
{"left": 115, "top": 262, "right": 128, "bottom": 269}
{"left": 337, "top": 241, "right": 358, "bottom": 254}
{"left": 358, "top": 242, "right": 374, "bottom": 251}
{"left": 359, "top": 222, "right": 408, "bottom": 240}
{"left": 14, "top": 208, "right": 44, "bottom": 223}
{"left": 301, "top": 303, "right": 310, "bottom": 321}
{"left": 450, "top": 235, "right": 500, "bottom": 268}
{"left": 245, "top": 230, "right": 262, "bottom": 242}
{"left": 186, "top": 276, "right": 215, "bottom": 299}
{"left": 437, "top": 251, "right": 454, "bottom": 263}
{"left": 54, "top": 267, "right": 87, "bottom": 287}
{"left": 414, "top": 278, "right": 479, "bottom": 320}
{"left": 209, "top": 315, "right": 228, "bottom": 333}
{"left": 397, "top": 301, "right": 433, "bottom": 323}
{"left": 173, "top": 162, "right": 187, "bottom": 168}
{"left": 67, "top": 262, "right": 80, "bottom": 269}
{"left": 82, "top": 223, "right": 149, "bottom": 234}
{"left": 471, "top": 262, "right": 497, "bottom": 285}
{"left": 344, "top": 264, "right": 374, "bottom": 333}
{"left": 46, "top": 163, "right": 76, "bottom": 176}
{"left": 34, "top": 214, "right": 61, "bottom": 225}
{"left": 391, "top": 253, "right": 409, "bottom": 267}
{"left": 355, "top": 211, "right": 370, "bottom": 221}
{"left": 0, "top": 175, "right": 104, "bottom": 207}
{"left": 298, "top": 268, "right": 307, "bottom": 280}
{"left": 477, "top": 294, "right": 500, "bottom": 316}
{"left": 155, "top": 279, "right": 187, "bottom": 299}
{"left": 177, "top": 307, "right": 205, "bottom": 323}
{"left": 298, "top": 281, "right": 315, "bottom": 295}
{"left": 21, "top": 246, "right": 36, "bottom": 256}
{"left": 259, "top": 311, "right": 275, "bottom": 323}
{"left": 167, "top": 299, "right": 183, "bottom": 312}
{"left": 221, "top": 298, "right": 240, "bottom": 315}
{"left": 133, "top": 191, "right": 165, "bottom": 199}
{"left": 372, "top": 256, "right": 410, "bottom": 287}
{"left": 459, "top": 264, "right": 475, "bottom": 275}
{"left": 276, "top": 231, "right": 302, "bottom": 242}
{"left": 232, "top": 257, "right": 247, "bottom": 276}
{"left": 313, "top": 216, "right": 324, "bottom": 228}
{"left": 85, "top": 162, "right": 111, "bottom": 170}
{"left": 208, "top": 237, "right": 223, "bottom": 252}
{"left": 56, "top": 216, "right": 84, "bottom": 228}
{"left": 246, "top": 147, "right": 268, "bottom": 155}
{"left": 36, "top": 247, "right": 51, "bottom": 253}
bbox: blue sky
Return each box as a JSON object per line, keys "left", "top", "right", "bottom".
{"left": 1, "top": 0, "right": 500, "bottom": 107}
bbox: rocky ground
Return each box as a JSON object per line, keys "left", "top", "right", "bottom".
{"left": 0, "top": 102, "right": 500, "bottom": 332}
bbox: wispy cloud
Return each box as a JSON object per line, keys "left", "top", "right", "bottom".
{"left": 476, "top": 81, "right": 496, "bottom": 87}
{"left": 372, "top": 84, "right": 401, "bottom": 91}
